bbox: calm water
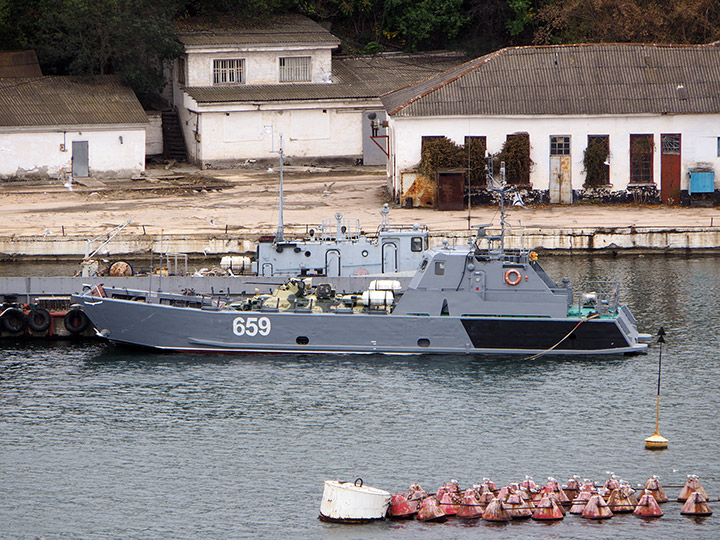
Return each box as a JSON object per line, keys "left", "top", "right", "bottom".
{"left": 1, "top": 253, "right": 719, "bottom": 540}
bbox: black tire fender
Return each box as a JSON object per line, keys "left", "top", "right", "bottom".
{"left": 64, "top": 308, "right": 90, "bottom": 334}
{"left": 27, "top": 307, "right": 52, "bottom": 332}
{"left": 1, "top": 307, "right": 26, "bottom": 333}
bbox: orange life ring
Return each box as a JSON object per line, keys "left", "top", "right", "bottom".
{"left": 505, "top": 269, "right": 522, "bottom": 286}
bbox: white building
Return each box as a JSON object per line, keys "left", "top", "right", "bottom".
{"left": 166, "top": 14, "right": 463, "bottom": 167}
{"left": 0, "top": 75, "right": 148, "bottom": 179}
{"left": 381, "top": 43, "right": 720, "bottom": 205}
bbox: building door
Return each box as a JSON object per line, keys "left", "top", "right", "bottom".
{"left": 362, "top": 111, "right": 388, "bottom": 166}
{"left": 661, "top": 134, "right": 681, "bottom": 204}
{"left": 325, "top": 249, "right": 341, "bottom": 277}
{"left": 382, "top": 241, "right": 398, "bottom": 273}
{"left": 436, "top": 170, "right": 465, "bottom": 210}
{"left": 72, "top": 141, "right": 89, "bottom": 177}
{"left": 549, "top": 136, "right": 572, "bottom": 204}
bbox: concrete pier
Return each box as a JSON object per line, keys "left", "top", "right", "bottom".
{"left": 1, "top": 164, "right": 719, "bottom": 259}
{"left": 1, "top": 224, "right": 720, "bottom": 260}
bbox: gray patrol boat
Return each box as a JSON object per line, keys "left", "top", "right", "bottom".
{"left": 253, "top": 204, "right": 429, "bottom": 277}
{"left": 73, "top": 203, "right": 648, "bottom": 356}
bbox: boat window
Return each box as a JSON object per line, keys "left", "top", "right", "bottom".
{"left": 417, "top": 338, "right": 430, "bottom": 347}
{"left": 411, "top": 237, "right": 423, "bottom": 252}
{"left": 296, "top": 336, "right": 309, "bottom": 345}
{"left": 441, "top": 299, "right": 449, "bottom": 316}
{"left": 435, "top": 261, "right": 445, "bottom": 275}
{"left": 419, "top": 258, "right": 428, "bottom": 271}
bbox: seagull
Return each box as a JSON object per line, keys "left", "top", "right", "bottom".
{"left": 210, "top": 219, "right": 216, "bottom": 227}
{"left": 43, "top": 228, "right": 52, "bottom": 236}
{"left": 323, "top": 182, "right": 335, "bottom": 195}
{"left": 64, "top": 180, "right": 73, "bottom": 191}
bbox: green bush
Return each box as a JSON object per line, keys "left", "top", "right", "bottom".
{"left": 583, "top": 138, "right": 610, "bottom": 187}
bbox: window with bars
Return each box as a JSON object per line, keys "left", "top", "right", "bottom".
{"left": 550, "top": 136, "right": 570, "bottom": 155}
{"left": 630, "top": 134, "right": 654, "bottom": 184}
{"left": 661, "top": 134, "right": 680, "bottom": 155}
{"left": 213, "top": 59, "right": 245, "bottom": 84}
{"left": 279, "top": 57, "right": 311, "bottom": 82}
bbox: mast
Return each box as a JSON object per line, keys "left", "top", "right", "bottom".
{"left": 271, "top": 133, "right": 285, "bottom": 242}
{"left": 499, "top": 161, "right": 506, "bottom": 253}
{"left": 484, "top": 156, "right": 509, "bottom": 256}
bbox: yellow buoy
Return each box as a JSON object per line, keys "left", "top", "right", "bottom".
{"left": 645, "top": 405, "right": 669, "bottom": 450}
{"left": 645, "top": 329, "right": 668, "bottom": 450}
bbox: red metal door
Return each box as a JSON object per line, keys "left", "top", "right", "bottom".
{"left": 436, "top": 170, "right": 465, "bottom": 210}
{"left": 661, "top": 134, "right": 681, "bottom": 204}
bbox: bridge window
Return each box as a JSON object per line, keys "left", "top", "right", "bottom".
{"left": 411, "top": 237, "right": 423, "bottom": 252}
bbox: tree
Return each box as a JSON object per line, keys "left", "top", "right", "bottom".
{"left": 533, "top": 0, "right": 720, "bottom": 45}
{"left": 296, "top": 0, "right": 386, "bottom": 53}
{"left": 0, "top": 0, "right": 44, "bottom": 50}
{"left": 29, "top": 0, "right": 182, "bottom": 95}
{"left": 383, "top": 0, "right": 469, "bottom": 50}
{"left": 179, "top": 0, "right": 293, "bottom": 18}
{"left": 463, "top": 0, "right": 515, "bottom": 56}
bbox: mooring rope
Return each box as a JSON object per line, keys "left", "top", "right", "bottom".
{"left": 524, "top": 312, "right": 600, "bottom": 361}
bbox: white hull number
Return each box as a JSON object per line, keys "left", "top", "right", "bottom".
{"left": 233, "top": 316, "right": 271, "bottom": 337}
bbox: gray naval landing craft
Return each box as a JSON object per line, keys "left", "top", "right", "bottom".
{"left": 73, "top": 221, "right": 649, "bottom": 356}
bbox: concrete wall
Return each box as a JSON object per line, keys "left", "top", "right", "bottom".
{"left": 185, "top": 100, "right": 370, "bottom": 166}
{"left": 0, "top": 127, "right": 146, "bottom": 179}
{"left": 3, "top": 227, "right": 720, "bottom": 259}
{"left": 185, "top": 47, "right": 333, "bottom": 86}
{"left": 387, "top": 113, "right": 720, "bottom": 198}
{"left": 165, "top": 40, "right": 382, "bottom": 166}
{"left": 145, "top": 111, "right": 164, "bottom": 156}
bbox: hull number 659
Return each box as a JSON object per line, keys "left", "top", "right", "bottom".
{"left": 233, "top": 316, "right": 271, "bottom": 337}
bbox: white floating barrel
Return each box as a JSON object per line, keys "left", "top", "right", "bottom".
{"left": 219, "top": 255, "right": 252, "bottom": 272}
{"left": 319, "top": 479, "right": 391, "bottom": 522}
{"left": 361, "top": 290, "right": 394, "bottom": 307}
{"left": 368, "top": 279, "right": 402, "bottom": 292}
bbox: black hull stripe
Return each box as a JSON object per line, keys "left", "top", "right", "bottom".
{"left": 461, "top": 318, "right": 627, "bottom": 351}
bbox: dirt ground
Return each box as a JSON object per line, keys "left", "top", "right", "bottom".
{"left": 1, "top": 163, "right": 719, "bottom": 240}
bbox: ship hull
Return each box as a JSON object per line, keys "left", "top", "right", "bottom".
{"left": 73, "top": 295, "right": 646, "bottom": 356}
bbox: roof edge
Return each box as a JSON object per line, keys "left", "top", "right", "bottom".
{"left": 385, "top": 48, "right": 512, "bottom": 116}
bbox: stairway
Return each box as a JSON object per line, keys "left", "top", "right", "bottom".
{"left": 161, "top": 109, "right": 188, "bottom": 162}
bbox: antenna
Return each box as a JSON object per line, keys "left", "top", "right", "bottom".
{"left": 467, "top": 142, "right": 472, "bottom": 230}
{"left": 486, "top": 159, "right": 509, "bottom": 253}
{"left": 268, "top": 129, "right": 285, "bottom": 242}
